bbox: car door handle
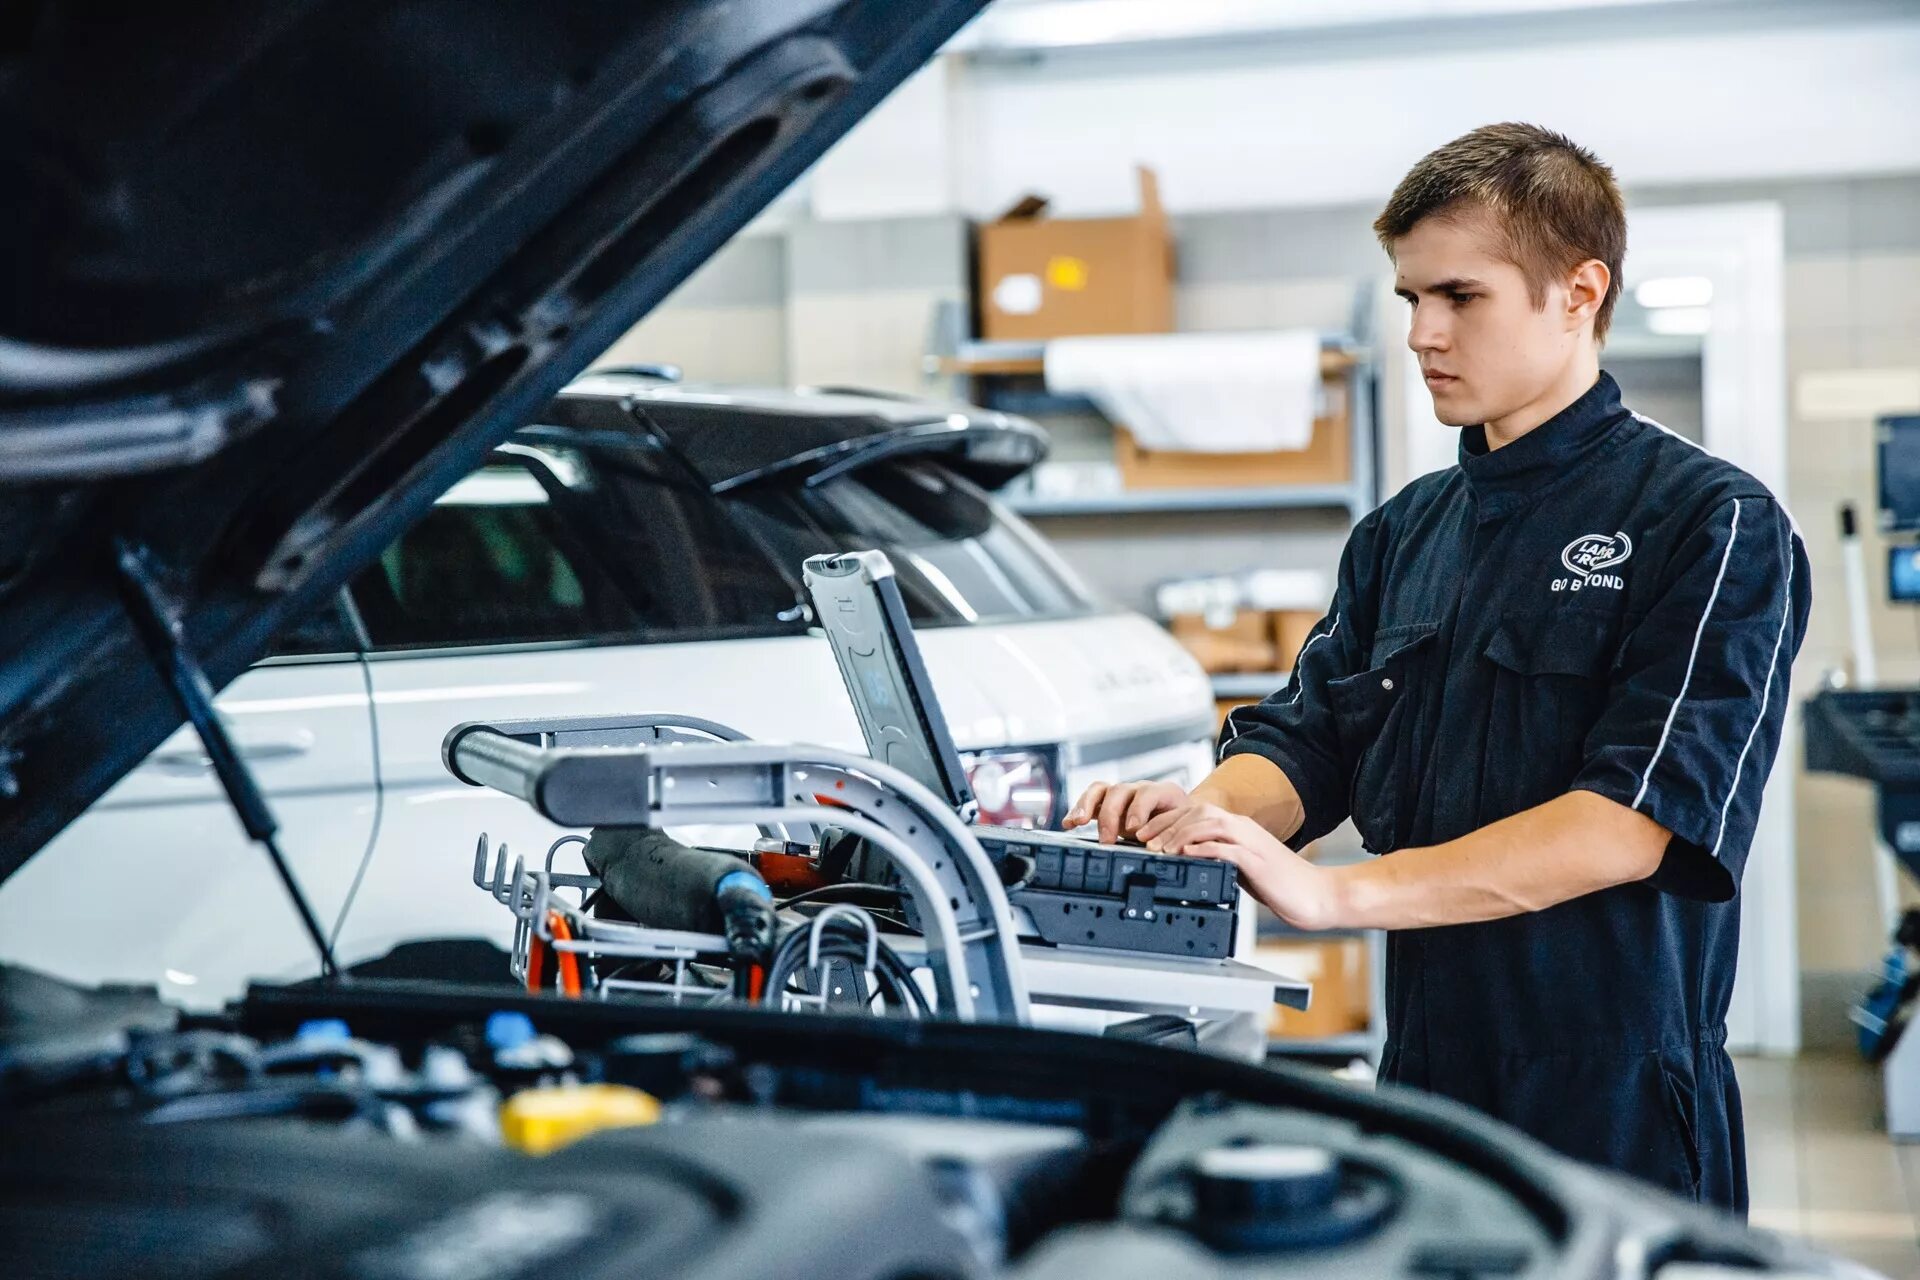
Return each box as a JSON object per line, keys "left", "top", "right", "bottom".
{"left": 145, "top": 731, "right": 316, "bottom": 773}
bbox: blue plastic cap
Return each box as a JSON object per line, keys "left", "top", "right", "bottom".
{"left": 295, "top": 1018, "right": 351, "bottom": 1043}
{"left": 485, "top": 1010, "right": 538, "bottom": 1052}
{"left": 716, "top": 869, "right": 772, "bottom": 900}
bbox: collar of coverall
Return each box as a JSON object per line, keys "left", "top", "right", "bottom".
{"left": 1456, "top": 370, "right": 1628, "bottom": 517}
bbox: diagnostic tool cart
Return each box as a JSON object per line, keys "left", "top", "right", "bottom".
{"left": 444, "top": 710, "right": 1308, "bottom": 1057}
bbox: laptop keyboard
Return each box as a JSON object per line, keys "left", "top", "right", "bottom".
{"left": 974, "top": 830, "right": 1238, "bottom": 906}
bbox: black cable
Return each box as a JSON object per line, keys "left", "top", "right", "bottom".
{"left": 762, "top": 917, "right": 932, "bottom": 1018}
{"left": 772, "top": 939, "right": 907, "bottom": 1011}
{"left": 786, "top": 902, "right": 916, "bottom": 934}
{"left": 328, "top": 623, "right": 385, "bottom": 957}
{"left": 776, "top": 882, "right": 902, "bottom": 909}
{"left": 999, "top": 851, "right": 1037, "bottom": 894}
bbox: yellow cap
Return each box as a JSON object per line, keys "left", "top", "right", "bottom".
{"left": 499, "top": 1083, "right": 662, "bottom": 1156}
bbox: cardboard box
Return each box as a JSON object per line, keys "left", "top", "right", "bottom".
{"left": 1270, "top": 611, "right": 1321, "bottom": 672}
{"left": 1256, "top": 938, "right": 1371, "bottom": 1040}
{"left": 1113, "top": 378, "right": 1350, "bottom": 490}
{"left": 1170, "top": 609, "right": 1275, "bottom": 675}
{"left": 977, "top": 166, "right": 1174, "bottom": 343}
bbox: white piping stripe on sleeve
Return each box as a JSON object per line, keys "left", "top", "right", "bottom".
{"left": 1633, "top": 499, "right": 1742, "bottom": 810}
{"left": 1286, "top": 614, "right": 1341, "bottom": 706}
{"left": 1218, "top": 705, "right": 1249, "bottom": 762}
{"left": 1218, "top": 612, "right": 1339, "bottom": 762}
{"left": 1712, "top": 550, "right": 1795, "bottom": 859}
{"left": 1631, "top": 410, "right": 1711, "bottom": 456}
{"left": 1633, "top": 411, "right": 1805, "bottom": 542}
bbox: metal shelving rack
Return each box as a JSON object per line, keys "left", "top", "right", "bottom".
{"left": 1256, "top": 914, "right": 1388, "bottom": 1064}
{"left": 941, "top": 333, "right": 1378, "bottom": 521}
{"left": 1209, "top": 670, "right": 1292, "bottom": 701}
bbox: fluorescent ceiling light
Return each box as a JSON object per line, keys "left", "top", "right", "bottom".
{"left": 1646, "top": 307, "right": 1712, "bottom": 336}
{"left": 1634, "top": 276, "right": 1714, "bottom": 309}
{"left": 949, "top": 0, "right": 1704, "bottom": 54}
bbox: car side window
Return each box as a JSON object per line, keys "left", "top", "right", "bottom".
{"left": 349, "top": 442, "right": 803, "bottom": 651}
{"left": 348, "top": 449, "right": 644, "bottom": 650}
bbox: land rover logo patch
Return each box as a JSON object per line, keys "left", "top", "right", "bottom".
{"left": 1554, "top": 532, "right": 1633, "bottom": 594}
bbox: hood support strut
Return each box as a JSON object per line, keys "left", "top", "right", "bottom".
{"left": 116, "top": 543, "right": 338, "bottom": 981}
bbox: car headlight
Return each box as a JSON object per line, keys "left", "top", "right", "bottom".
{"left": 962, "top": 749, "right": 1060, "bottom": 830}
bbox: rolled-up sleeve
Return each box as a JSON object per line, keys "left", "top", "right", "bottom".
{"left": 1217, "top": 511, "right": 1382, "bottom": 850}
{"left": 1573, "top": 497, "right": 1811, "bottom": 901}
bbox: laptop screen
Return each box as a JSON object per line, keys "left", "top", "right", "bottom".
{"left": 802, "top": 551, "right": 976, "bottom": 815}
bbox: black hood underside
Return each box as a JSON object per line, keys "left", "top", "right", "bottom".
{"left": 0, "top": 0, "right": 990, "bottom": 875}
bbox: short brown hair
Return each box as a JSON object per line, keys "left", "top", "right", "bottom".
{"left": 1374, "top": 123, "right": 1626, "bottom": 342}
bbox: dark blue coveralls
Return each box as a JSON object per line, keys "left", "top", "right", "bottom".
{"left": 1221, "top": 372, "right": 1812, "bottom": 1212}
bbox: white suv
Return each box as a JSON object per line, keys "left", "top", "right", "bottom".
{"left": 1, "top": 375, "right": 1213, "bottom": 1005}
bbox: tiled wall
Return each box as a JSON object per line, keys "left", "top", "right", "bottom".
{"left": 599, "top": 172, "right": 1920, "bottom": 1042}
{"left": 781, "top": 215, "right": 969, "bottom": 395}
{"left": 593, "top": 233, "right": 789, "bottom": 384}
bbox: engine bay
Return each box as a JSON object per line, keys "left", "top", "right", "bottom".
{"left": 0, "top": 968, "right": 1819, "bottom": 1280}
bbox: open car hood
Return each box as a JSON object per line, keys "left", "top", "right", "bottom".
{"left": 0, "top": 1, "right": 991, "bottom": 876}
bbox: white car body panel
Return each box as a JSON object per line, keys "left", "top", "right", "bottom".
{"left": 0, "top": 658, "right": 378, "bottom": 1004}
{"left": 5, "top": 613, "right": 1213, "bottom": 1007}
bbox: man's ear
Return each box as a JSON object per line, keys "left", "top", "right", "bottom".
{"left": 1566, "top": 258, "right": 1610, "bottom": 333}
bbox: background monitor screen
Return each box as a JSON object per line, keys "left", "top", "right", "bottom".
{"left": 1877, "top": 415, "right": 1920, "bottom": 531}
{"left": 1891, "top": 544, "right": 1920, "bottom": 604}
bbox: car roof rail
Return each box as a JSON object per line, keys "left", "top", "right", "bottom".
{"left": 587, "top": 362, "right": 683, "bottom": 383}
{"left": 798, "top": 384, "right": 919, "bottom": 402}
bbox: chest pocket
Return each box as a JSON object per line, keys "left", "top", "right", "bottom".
{"left": 1327, "top": 623, "right": 1439, "bottom": 853}
{"left": 1481, "top": 608, "right": 1619, "bottom": 817}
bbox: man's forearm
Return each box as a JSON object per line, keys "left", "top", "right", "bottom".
{"left": 1189, "top": 753, "right": 1306, "bottom": 843}
{"left": 1321, "top": 790, "right": 1671, "bottom": 930}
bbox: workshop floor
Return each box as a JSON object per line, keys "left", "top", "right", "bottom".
{"left": 1738, "top": 1053, "right": 1920, "bottom": 1277}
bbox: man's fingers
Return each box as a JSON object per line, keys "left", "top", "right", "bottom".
{"left": 1144, "top": 810, "right": 1194, "bottom": 852}
{"left": 1150, "top": 814, "right": 1224, "bottom": 854}
{"left": 1097, "top": 785, "right": 1137, "bottom": 845}
{"left": 1064, "top": 783, "right": 1107, "bottom": 829}
{"left": 1184, "top": 841, "right": 1248, "bottom": 870}
{"left": 1136, "top": 808, "right": 1179, "bottom": 841}
{"left": 1073, "top": 781, "right": 1191, "bottom": 840}
{"left": 1149, "top": 816, "right": 1200, "bottom": 853}
{"left": 1124, "top": 786, "right": 1173, "bottom": 836}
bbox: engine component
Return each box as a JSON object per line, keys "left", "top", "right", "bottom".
{"left": 1187, "top": 1143, "right": 1396, "bottom": 1254}
{"left": 583, "top": 826, "right": 774, "bottom": 964}
{"left": 499, "top": 1082, "right": 662, "bottom": 1156}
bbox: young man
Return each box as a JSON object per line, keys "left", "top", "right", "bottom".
{"left": 1066, "top": 123, "right": 1810, "bottom": 1213}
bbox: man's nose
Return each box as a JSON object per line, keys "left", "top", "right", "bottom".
{"left": 1408, "top": 307, "right": 1447, "bottom": 354}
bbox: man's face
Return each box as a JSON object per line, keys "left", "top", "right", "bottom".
{"left": 1392, "top": 211, "right": 1584, "bottom": 428}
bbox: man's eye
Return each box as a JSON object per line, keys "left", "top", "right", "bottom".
{"left": 1448, "top": 292, "right": 1476, "bottom": 306}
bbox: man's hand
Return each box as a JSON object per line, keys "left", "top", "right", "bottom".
{"left": 1139, "top": 805, "right": 1338, "bottom": 930}
{"left": 1063, "top": 779, "right": 1188, "bottom": 845}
